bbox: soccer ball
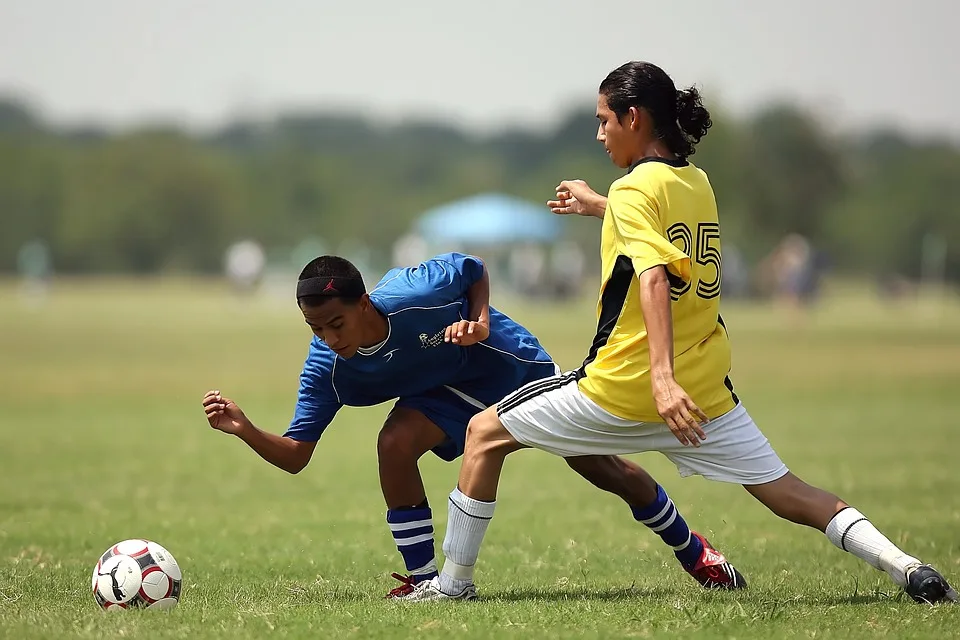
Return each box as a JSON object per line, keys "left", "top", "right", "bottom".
{"left": 91, "top": 539, "right": 182, "bottom": 610}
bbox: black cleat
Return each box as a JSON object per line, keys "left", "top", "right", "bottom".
{"left": 905, "top": 564, "right": 958, "bottom": 604}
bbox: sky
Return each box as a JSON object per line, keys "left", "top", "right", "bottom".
{"left": 1, "top": 0, "right": 957, "bottom": 138}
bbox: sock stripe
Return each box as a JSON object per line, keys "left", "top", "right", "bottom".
{"left": 671, "top": 531, "right": 692, "bottom": 551}
{"left": 649, "top": 507, "right": 679, "bottom": 533}
{"left": 389, "top": 519, "right": 432, "bottom": 532}
{"left": 638, "top": 499, "right": 674, "bottom": 526}
{"left": 448, "top": 496, "right": 492, "bottom": 521}
{"left": 393, "top": 525, "right": 433, "bottom": 539}
{"left": 395, "top": 532, "right": 435, "bottom": 546}
{"left": 646, "top": 502, "right": 677, "bottom": 530}
{"left": 386, "top": 507, "right": 436, "bottom": 575}
{"left": 409, "top": 561, "right": 437, "bottom": 576}
{"left": 840, "top": 517, "right": 868, "bottom": 552}
{"left": 632, "top": 487, "right": 703, "bottom": 570}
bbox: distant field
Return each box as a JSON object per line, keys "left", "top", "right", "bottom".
{"left": 1, "top": 279, "right": 958, "bottom": 639}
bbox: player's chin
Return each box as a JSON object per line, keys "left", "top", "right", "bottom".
{"left": 333, "top": 346, "right": 357, "bottom": 359}
{"left": 609, "top": 152, "right": 629, "bottom": 169}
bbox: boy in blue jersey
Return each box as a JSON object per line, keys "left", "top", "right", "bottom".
{"left": 202, "top": 252, "right": 744, "bottom": 596}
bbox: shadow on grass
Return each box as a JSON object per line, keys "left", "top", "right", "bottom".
{"left": 308, "top": 580, "right": 909, "bottom": 609}
{"left": 481, "top": 584, "right": 675, "bottom": 603}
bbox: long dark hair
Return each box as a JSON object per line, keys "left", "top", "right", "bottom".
{"left": 599, "top": 61, "right": 712, "bottom": 159}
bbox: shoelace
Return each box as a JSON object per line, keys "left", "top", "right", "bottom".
{"left": 387, "top": 573, "right": 416, "bottom": 597}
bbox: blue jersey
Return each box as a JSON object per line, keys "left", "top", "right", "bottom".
{"left": 283, "top": 253, "right": 555, "bottom": 458}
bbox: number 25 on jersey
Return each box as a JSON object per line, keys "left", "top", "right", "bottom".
{"left": 666, "top": 222, "right": 721, "bottom": 301}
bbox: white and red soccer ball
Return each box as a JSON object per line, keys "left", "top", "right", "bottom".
{"left": 91, "top": 539, "right": 182, "bottom": 610}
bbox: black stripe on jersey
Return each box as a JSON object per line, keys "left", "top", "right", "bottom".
{"left": 717, "top": 314, "right": 740, "bottom": 405}
{"left": 577, "top": 255, "right": 634, "bottom": 377}
{"left": 497, "top": 371, "right": 577, "bottom": 417}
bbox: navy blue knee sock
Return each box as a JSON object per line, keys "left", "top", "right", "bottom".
{"left": 631, "top": 485, "right": 703, "bottom": 569}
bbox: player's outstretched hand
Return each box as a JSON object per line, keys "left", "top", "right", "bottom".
{"left": 202, "top": 390, "right": 250, "bottom": 435}
{"left": 652, "top": 377, "right": 709, "bottom": 447}
{"left": 547, "top": 180, "right": 606, "bottom": 218}
{"left": 444, "top": 320, "right": 489, "bottom": 346}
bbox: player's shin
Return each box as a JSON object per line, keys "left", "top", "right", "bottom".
{"left": 631, "top": 484, "right": 704, "bottom": 569}
{"left": 825, "top": 507, "right": 919, "bottom": 586}
{"left": 438, "top": 487, "right": 495, "bottom": 595}
{"left": 387, "top": 500, "right": 438, "bottom": 583}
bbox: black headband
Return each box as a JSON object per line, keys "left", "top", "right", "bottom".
{"left": 296, "top": 276, "right": 366, "bottom": 300}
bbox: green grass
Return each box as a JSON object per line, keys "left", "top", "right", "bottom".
{"left": 1, "top": 279, "right": 959, "bottom": 639}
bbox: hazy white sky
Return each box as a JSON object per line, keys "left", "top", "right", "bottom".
{"left": 1, "top": 0, "right": 957, "bottom": 137}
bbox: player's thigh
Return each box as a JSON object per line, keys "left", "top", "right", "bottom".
{"left": 660, "top": 404, "right": 789, "bottom": 485}
{"left": 393, "top": 389, "right": 479, "bottom": 462}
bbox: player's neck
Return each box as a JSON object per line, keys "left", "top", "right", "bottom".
{"left": 358, "top": 306, "right": 389, "bottom": 348}
{"left": 630, "top": 140, "right": 676, "bottom": 165}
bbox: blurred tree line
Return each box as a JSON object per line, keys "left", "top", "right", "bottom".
{"left": 1, "top": 96, "right": 958, "bottom": 282}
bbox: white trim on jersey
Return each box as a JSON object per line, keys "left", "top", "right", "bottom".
{"left": 330, "top": 358, "right": 342, "bottom": 403}
{"left": 477, "top": 341, "right": 561, "bottom": 367}
{"left": 369, "top": 271, "right": 405, "bottom": 294}
{"left": 386, "top": 300, "right": 463, "bottom": 316}
{"left": 443, "top": 385, "right": 488, "bottom": 410}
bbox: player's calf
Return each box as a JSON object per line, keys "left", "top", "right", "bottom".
{"left": 377, "top": 409, "right": 449, "bottom": 596}
{"left": 746, "top": 473, "right": 957, "bottom": 604}
{"left": 564, "top": 455, "right": 659, "bottom": 507}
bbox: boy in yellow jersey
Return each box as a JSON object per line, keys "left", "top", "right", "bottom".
{"left": 404, "top": 61, "right": 956, "bottom": 604}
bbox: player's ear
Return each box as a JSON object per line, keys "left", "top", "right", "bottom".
{"left": 627, "top": 106, "right": 641, "bottom": 131}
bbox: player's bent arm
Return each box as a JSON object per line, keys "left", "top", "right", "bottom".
{"left": 235, "top": 422, "right": 318, "bottom": 475}
{"left": 466, "top": 262, "right": 491, "bottom": 328}
{"left": 638, "top": 266, "right": 676, "bottom": 382}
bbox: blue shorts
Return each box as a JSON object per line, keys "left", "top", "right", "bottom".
{"left": 396, "top": 364, "right": 558, "bottom": 461}
{"left": 395, "top": 387, "right": 480, "bottom": 461}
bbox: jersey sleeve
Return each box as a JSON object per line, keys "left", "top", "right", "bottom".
{"left": 415, "top": 252, "right": 485, "bottom": 304}
{"left": 282, "top": 341, "right": 342, "bottom": 442}
{"left": 608, "top": 181, "right": 691, "bottom": 282}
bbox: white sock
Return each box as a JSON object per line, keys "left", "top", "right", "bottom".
{"left": 825, "top": 507, "right": 919, "bottom": 586}
{"left": 438, "top": 487, "right": 496, "bottom": 594}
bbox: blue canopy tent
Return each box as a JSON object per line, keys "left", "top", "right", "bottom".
{"left": 415, "top": 192, "right": 562, "bottom": 245}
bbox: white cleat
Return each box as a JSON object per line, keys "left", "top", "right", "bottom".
{"left": 398, "top": 576, "right": 477, "bottom": 602}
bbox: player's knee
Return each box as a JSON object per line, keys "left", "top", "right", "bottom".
{"left": 465, "top": 409, "right": 502, "bottom": 445}
{"left": 465, "top": 409, "right": 517, "bottom": 459}
{"left": 376, "top": 424, "right": 424, "bottom": 463}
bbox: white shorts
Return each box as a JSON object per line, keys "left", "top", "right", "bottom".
{"left": 498, "top": 372, "right": 789, "bottom": 485}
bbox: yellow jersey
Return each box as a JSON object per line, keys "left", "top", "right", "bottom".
{"left": 577, "top": 157, "right": 738, "bottom": 422}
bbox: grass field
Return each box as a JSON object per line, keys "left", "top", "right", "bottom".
{"left": 1, "top": 279, "right": 959, "bottom": 639}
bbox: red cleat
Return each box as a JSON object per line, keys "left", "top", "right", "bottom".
{"left": 386, "top": 573, "right": 417, "bottom": 599}
{"left": 685, "top": 532, "right": 746, "bottom": 590}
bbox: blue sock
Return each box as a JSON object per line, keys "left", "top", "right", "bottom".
{"left": 631, "top": 485, "right": 704, "bottom": 569}
{"left": 386, "top": 503, "right": 438, "bottom": 582}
